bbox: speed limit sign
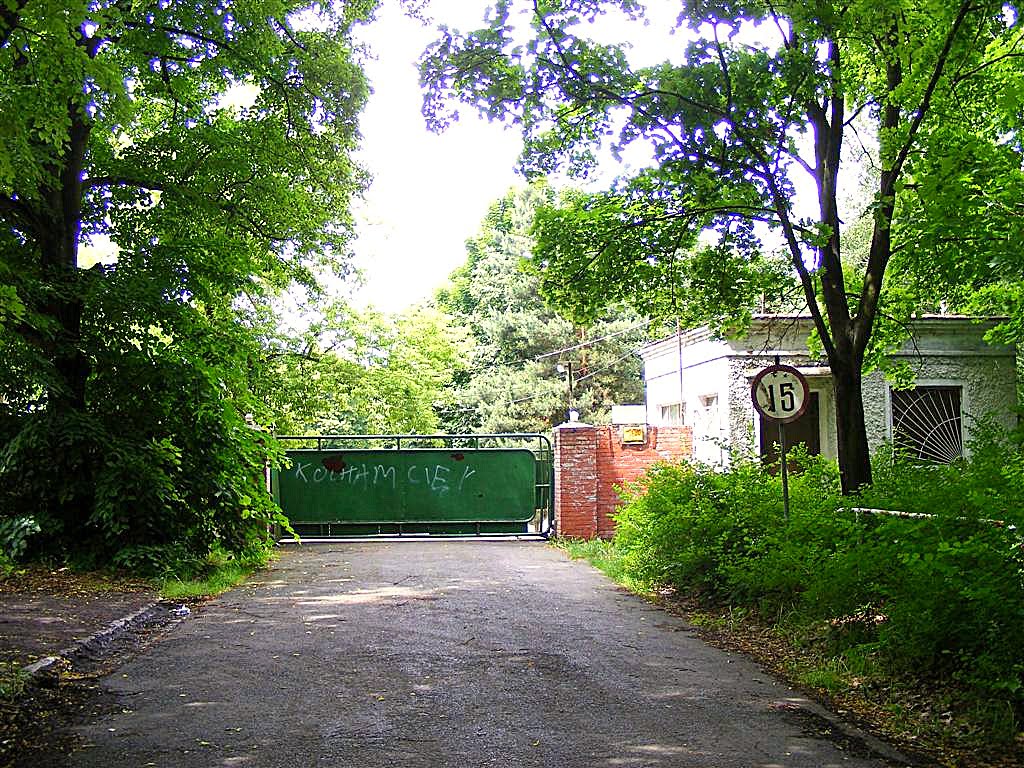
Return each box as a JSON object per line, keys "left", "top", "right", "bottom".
{"left": 751, "top": 364, "right": 810, "bottom": 423}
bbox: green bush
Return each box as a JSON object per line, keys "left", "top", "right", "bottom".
{"left": 0, "top": 516, "right": 40, "bottom": 561}
{"left": 0, "top": 334, "right": 289, "bottom": 575}
{"left": 612, "top": 430, "right": 1024, "bottom": 729}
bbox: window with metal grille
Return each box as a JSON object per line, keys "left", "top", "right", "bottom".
{"left": 890, "top": 386, "right": 963, "bottom": 463}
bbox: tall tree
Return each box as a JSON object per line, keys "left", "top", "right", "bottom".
{"left": 436, "top": 184, "right": 646, "bottom": 434}
{"left": 257, "top": 302, "right": 469, "bottom": 437}
{"left": 421, "top": 0, "right": 1021, "bottom": 492}
{"left": 0, "top": 1, "right": 372, "bottom": 564}
{"left": 887, "top": 42, "right": 1024, "bottom": 349}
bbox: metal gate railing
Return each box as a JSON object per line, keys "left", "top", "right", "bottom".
{"left": 272, "top": 433, "right": 554, "bottom": 538}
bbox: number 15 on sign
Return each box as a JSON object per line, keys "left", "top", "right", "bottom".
{"left": 750, "top": 365, "right": 810, "bottom": 424}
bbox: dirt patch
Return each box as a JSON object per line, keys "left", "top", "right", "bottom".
{"left": 0, "top": 567, "right": 188, "bottom": 768}
{"left": 0, "top": 567, "right": 156, "bottom": 668}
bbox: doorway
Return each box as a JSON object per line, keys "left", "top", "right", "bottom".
{"left": 759, "top": 392, "right": 821, "bottom": 465}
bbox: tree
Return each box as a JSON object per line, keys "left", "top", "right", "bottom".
{"left": 0, "top": 1, "right": 372, "bottom": 565}
{"left": 421, "top": 0, "right": 1021, "bottom": 493}
{"left": 435, "top": 184, "right": 646, "bottom": 433}
{"left": 887, "top": 47, "right": 1024, "bottom": 347}
{"left": 257, "top": 302, "right": 470, "bottom": 437}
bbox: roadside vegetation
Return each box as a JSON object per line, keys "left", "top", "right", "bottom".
{"left": 157, "top": 546, "right": 276, "bottom": 601}
{"left": 0, "top": 546, "right": 256, "bottom": 606}
{"left": 0, "top": 15, "right": 1023, "bottom": 768}
{"left": 559, "top": 425, "right": 1024, "bottom": 763}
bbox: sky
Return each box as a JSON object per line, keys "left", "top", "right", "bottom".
{"left": 346, "top": 0, "right": 703, "bottom": 314}
{"left": 348, "top": 1, "right": 524, "bottom": 313}
{"left": 81, "top": 2, "right": 822, "bottom": 313}
{"left": 81, "top": 1, "right": 692, "bottom": 309}
{"left": 343, "top": 2, "right": 832, "bottom": 314}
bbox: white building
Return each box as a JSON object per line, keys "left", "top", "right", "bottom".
{"left": 638, "top": 316, "right": 1017, "bottom": 466}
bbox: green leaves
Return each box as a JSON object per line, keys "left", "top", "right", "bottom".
{"left": 0, "top": 0, "right": 375, "bottom": 565}
{"left": 421, "top": 0, "right": 1023, "bottom": 492}
{"left": 613, "top": 429, "right": 1024, "bottom": 726}
{"left": 435, "top": 184, "right": 647, "bottom": 432}
{"left": 529, "top": 186, "right": 787, "bottom": 330}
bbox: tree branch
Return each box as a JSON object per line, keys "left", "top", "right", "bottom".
{"left": 855, "top": 0, "right": 974, "bottom": 346}
{"left": 0, "top": 0, "right": 29, "bottom": 49}
{"left": 888, "top": 0, "right": 974, "bottom": 184}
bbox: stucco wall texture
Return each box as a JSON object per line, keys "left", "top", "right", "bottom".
{"left": 640, "top": 316, "right": 1017, "bottom": 463}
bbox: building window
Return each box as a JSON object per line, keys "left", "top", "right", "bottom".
{"left": 890, "top": 386, "right": 963, "bottom": 463}
{"left": 660, "top": 403, "right": 685, "bottom": 425}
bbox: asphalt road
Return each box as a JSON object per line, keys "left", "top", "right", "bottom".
{"left": 38, "top": 542, "right": 913, "bottom": 767}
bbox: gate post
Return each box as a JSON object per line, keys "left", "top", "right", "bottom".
{"left": 554, "top": 421, "right": 599, "bottom": 539}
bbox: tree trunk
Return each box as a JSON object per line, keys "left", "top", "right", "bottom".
{"left": 800, "top": 43, "right": 877, "bottom": 495}
{"left": 36, "top": 105, "right": 93, "bottom": 529}
{"left": 830, "top": 359, "right": 872, "bottom": 493}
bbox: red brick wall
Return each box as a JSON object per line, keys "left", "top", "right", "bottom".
{"left": 554, "top": 424, "right": 693, "bottom": 539}
{"left": 553, "top": 424, "right": 599, "bottom": 539}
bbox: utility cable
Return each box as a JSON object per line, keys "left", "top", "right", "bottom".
{"left": 533, "top": 319, "right": 653, "bottom": 360}
{"left": 452, "top": 317, "right": 653, "bottom": 377}
{"left": 504, "top": 339, "right": 650, "bottom": 407}
{"left": 573, "top": 345, "right": 646, "bottom": 384}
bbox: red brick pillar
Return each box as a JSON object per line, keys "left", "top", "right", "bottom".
{"left": 554, "top": 422, "right": 599, "bottom": 539}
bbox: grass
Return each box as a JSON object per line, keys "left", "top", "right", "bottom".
{"left": 159, "top": 560, "right": 255, "bottom": 600}
{"left": 552, "top": 536, "right": 652, "bottom": 595}
{"left": 158, "top": 548, "right": 274, "bottom": 600}
{"left": 0, "top": 546, "right": 271, "bottom": 602}
{"left": 0, "top": 663, "right": 27, "bottom": 702}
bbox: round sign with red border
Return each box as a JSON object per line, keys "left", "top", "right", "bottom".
{"left": 750, "top": 364, "right": 810, "bottom": 424}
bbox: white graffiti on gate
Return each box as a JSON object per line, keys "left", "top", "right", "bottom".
{"left": 292, "top": 461, "right": 477, "bottom": 496}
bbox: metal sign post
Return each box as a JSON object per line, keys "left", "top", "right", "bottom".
{"left": 751, "top": 362, "right": 810, "bottom": 521}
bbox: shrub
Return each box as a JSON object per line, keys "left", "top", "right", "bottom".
{"left": 611, "top": 428, "right": 1024, "bottom": 728}
{"left": 0, "top": 339, "right": 289, "bottom": 575}
{"left": 0, "top": 516, "right": 40, "bottom": 561}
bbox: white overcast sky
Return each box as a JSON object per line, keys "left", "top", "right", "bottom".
{"left": 349, "top": 1, "right": 524, "bottom": 313}
{"left": 348, "top": 1, "right": 702, "bottom": 313}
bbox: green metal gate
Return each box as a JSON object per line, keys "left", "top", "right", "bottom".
{"left": 272, "top": 434, "right": 554, "bottom": 537}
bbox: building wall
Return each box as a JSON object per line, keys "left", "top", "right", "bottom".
{"left": 554, "top": 424, "right": 693, "bottom": 539}
{"left": 863, "top": 347, "right": 1017, "bottom": 455}
{"left": 642, "top": 331, "right": 731, "bottom": 465}
{"left": 641, "top": 317, "right": 1017, "bottom": 465}
{"left": 642, "top": 331, "right": 731, "bottom": 425}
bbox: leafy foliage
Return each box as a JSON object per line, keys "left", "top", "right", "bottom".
{"left": 0, "top": 517, "right": 40, "bottom": 562}
{"left": 435, "top": 184, "right": 646, "bottom": 433}
{"left": 883, "top": 35, "right": 1024, "bottom": 354}
{"left": 0, "top": 0, "right": 374, "bottom": 570}
{"left": 421, "top": 0, "right": 1024, "bottom": 492}
{"left": 250, "top": 297, "right": 470, "bottom": 438}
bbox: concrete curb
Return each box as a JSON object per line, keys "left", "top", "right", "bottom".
{"left": 20, "top": 599, "right": 165, "bottom": 678}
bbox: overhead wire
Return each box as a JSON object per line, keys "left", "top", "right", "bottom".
{"left": 502, "top": 338, "right": 651, "bottom": 408}
{"left": 452, "top": 317, "right": 655, "bottom": 377}
{"left": 444, "top": 318, "right": 662, "bottom": 412}
{"left": 573, "top": 345, "right": 647, "bottom": 385}
{"left": 532, "top": 319, "right": 653, "bottom": 360}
